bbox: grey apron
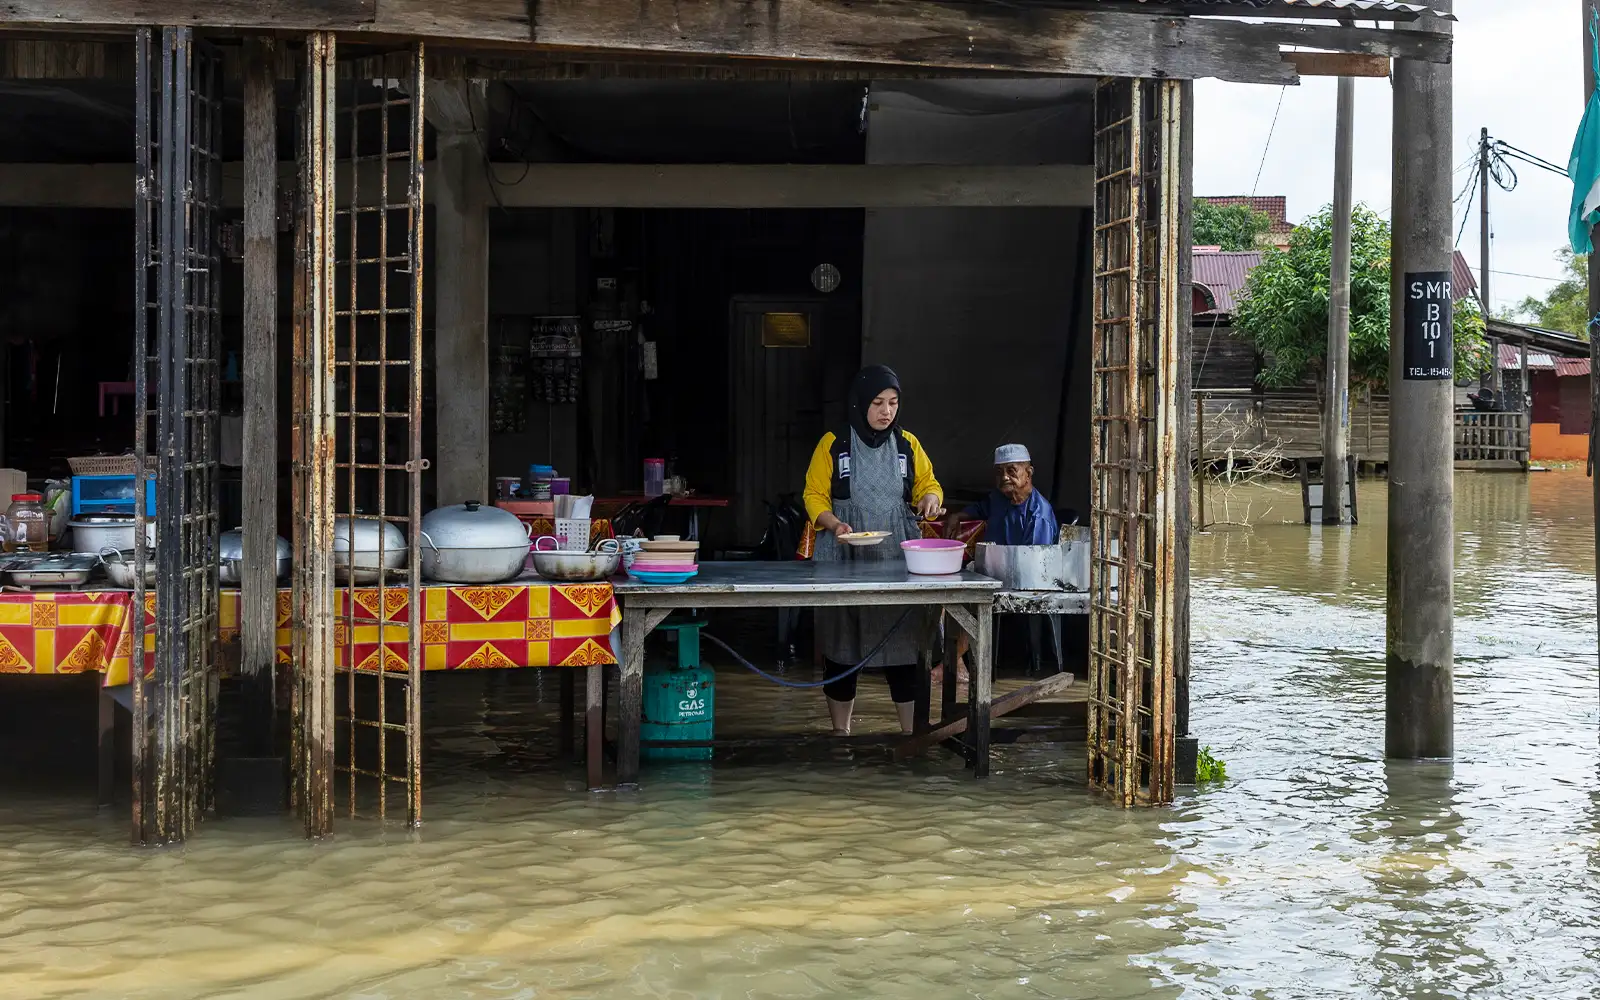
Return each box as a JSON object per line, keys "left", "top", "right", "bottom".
{"left": 814, "top": 428, "right": 925, "bottom": 669}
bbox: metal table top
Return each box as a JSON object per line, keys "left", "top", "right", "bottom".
{"left": 612, "top": 560, "right": 1000, "bottom": 608}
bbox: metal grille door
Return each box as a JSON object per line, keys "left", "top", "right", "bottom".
{"left": 1087, "top": 79, "right": 1182, "bottom": 807}
{"left": 131, "top": 27, "right": 223, "bottom": 845}
{"left": 333, "top": 48, "right": 428, "bottom": 826}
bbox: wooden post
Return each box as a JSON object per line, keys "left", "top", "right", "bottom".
{"left": 241, "top": 36, "right": 278, "bottom": 755}
{"left": 1324, "top": 74, "right": 1354, "bottom": 524}
{"left": 1195, "top": 393, "right": 1206, "bottom": 531}
{"left": 1478, "top": 127, "right": 1497, "bottom": 396}
{"left": 1586, "top": 0, "right": 1600, "bottom": 703}
{"left": 1386, "top": 0, "right": 1454, "bottom": 760}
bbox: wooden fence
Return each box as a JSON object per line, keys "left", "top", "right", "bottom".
{"left": 1193, "top": 390, "right": 1389, "bottom": 465}
{"left": 1453, "top": 409, "right": 1528, "bottom": 470}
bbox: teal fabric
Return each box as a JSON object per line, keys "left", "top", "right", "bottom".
{"left": 1570, "top": 12, "right": 1600, "bottom": 254}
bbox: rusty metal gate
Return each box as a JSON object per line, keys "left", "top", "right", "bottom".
{"left": 131, "top": 27, "right": 224, "bottom": 845}
{"left": 292, "top": 37, "right": 428, "bottom": 834}
{"left": 1087, "top": 78, "right": 1182, "bottom": 807}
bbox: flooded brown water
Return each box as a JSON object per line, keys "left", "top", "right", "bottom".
{"left": 1, "top": 471, "right": 1596, "bottom": 999}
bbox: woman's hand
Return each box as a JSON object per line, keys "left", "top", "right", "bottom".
{"left": 818, "top": 512, "right": 854, "bottom": 538}
{"left": 915, "top": 494, "right": 945, "bottom": 522}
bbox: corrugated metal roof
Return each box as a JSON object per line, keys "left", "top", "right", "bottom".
{"left": 1556, "top": 357, "right": 1592, "bottom": 378}
{"left": 1452, "top": 251, "right": 1477, "bottom": 301}
{"left": 1091, "top": 0, "right": 1451, "bottom": 20}
{"left": 1193, "top": 250, "right": 1263, "bottom": 315}
{"left": 1499, "top": 344, "right": 1556, "bottom": 371}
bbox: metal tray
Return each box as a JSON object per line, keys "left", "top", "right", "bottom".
{"left": 2, "top": 552, "right": 99, "bottom": 589}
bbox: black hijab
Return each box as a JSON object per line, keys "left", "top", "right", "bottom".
{"left": 848, "top": 365, "right": 901, "bottom": 449}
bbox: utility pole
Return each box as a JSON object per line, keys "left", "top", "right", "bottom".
{"left": 1387, "top": 0, "right": 1453, "bottom": 760}
{"left": 1324, "top": 74, "right": 1354, "bottom": 524}
{"left": 1478, "top": 126, "right": 1496, "bottom": 395}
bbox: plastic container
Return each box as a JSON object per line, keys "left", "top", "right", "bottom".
{"left": 900, "top": 538, "right": 966, "bottom": 575}
{"left": 550, "top": 477, "right": 571, "bottom": 496}
{"left": 553, "top": 517, "right": 590, "bottom": 552}
{"left": 643, "top": 458, "right": 665, "bottom": 499}
{"left": 5, "top": 493, "right": 49, "bottom": 553}
{"left": 526, "top": 464, "right": 556, "bottom": 502}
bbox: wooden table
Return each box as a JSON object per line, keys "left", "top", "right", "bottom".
{"left": 611, "top": 561, "right": 1001, "bottom": 786}
{"left": 593, "top": 494, "right": 732, "bottom": 540}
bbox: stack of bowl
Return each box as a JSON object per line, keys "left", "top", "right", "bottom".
{"left": 626, "top": 536, "right": 699, "bottom": 583}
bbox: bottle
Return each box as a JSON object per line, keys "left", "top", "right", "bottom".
{"left": 643, "top": 458, "right": 665, "bottom": 499}
{"left": 6, "top": 493, "right": 48, "bottom": 553}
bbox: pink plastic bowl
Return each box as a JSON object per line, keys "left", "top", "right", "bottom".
{"left": 900, "top": 538, "right": 966, "bottom": 575}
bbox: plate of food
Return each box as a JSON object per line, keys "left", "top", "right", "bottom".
{"left": 839, "top": 530, "right": 891, "bottom": 547}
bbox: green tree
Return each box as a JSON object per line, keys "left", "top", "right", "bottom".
{"left": 1233, "top": 204, "right": 1489, "bottom": 389}
{"left": 1513, "top": 249, "right": 1588, "bottom": 337}
{"left": 1194, "top": 201, "right": 1274, "bottom": 251}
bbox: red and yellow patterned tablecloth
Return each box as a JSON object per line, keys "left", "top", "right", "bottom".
{"left": 0, "top": 581, "right": 620, "bottom": 687}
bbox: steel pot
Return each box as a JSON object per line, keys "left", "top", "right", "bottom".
{"left": 333, "top": 516, "right": 407, "bottom": 583}
{"left": 69, "top": 513, "right": 154, "bottom": 554}
{"left": 219, "top": 527, "right": 292, "bottom": 586}
{"left": 530, "top": 536, "right": 620, "bottom": 583}
{"left": 99, "top": 548, "right": 157, "bottom": 589}
{"left": 420, "top": 502, "right": 531, "bottom": 584}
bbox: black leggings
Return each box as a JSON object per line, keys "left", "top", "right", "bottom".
{"left": 823, "top": 659, "right": 918, "bottom": 704}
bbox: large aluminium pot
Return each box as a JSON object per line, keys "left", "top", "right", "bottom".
{"left": 419, "top": 502, "right": 531, "bottom": 584}
{"left": 219, "top": 527, "right": 292, "bottom": 586}
{"left": 333, "top": 515, "right": 407, "bottom": 583}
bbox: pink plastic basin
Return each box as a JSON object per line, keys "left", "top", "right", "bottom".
{"left": 900, "top": 538, "right": 966, "bottom": 575}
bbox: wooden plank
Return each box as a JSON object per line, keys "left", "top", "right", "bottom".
{"left": 0, "top": 0, "right": 375, "bottom": 29}
{"left": 241, "top": 36, "right": 277, "bottom": 689}
{"left": 0, "top": 162, "right": 1094, "bottom": 210}
{"left": 585, "top": 664, "right": 603, "bottom": 790}
{"left": 0, "top": 1, "right": 1449, "bottom": 78}
{"left": 527, "top": 2, "right": 1301, "bottom": 84}
{"left": 893, "top": 669, "right": 1080, "bottom": 761}
{"left": 1283, "top": 52, "right": 1391, "bottom": 78}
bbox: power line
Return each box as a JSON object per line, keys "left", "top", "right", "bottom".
{"left": 1251, "top": 85, "right": 1288, "bottom": 197}
{"left": 1454, "top": 166, "right": 1480, "bottom": 248}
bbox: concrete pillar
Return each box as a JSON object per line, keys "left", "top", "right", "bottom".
{"left": 432, "top": 123, "right": 490, "bottom": 506}
{"left": 1386, "top": 0, "right": 1454, "bottom": 760}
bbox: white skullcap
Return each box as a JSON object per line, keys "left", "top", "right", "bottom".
{"left": 994, "top": 444, "right": 1031, "bottom": 465}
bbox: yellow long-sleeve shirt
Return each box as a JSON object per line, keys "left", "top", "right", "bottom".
{"left": 803, "top": 429, "right": 943, "bottom": 525}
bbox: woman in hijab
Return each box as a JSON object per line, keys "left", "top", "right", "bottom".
{"left": 802, "top": 365, "right": 944, "bottom": 735}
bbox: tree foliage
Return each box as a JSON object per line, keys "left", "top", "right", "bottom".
{"left": 1194, "top": 201, "right": 1273, "bottom": 251}
{"left": 1513, "top": 249, "right": 1588, "bottom": 338}
{"left": 1233, "top": 204, "right": 1490, "bottom": 389}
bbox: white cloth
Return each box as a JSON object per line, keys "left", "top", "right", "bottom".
{"left": 994, "top": 443, "right": 1031, "bottom": 465}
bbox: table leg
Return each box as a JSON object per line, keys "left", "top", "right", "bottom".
{"left": 615, "top": 611, "right": 654, "bottom": 789}
{"left": 687, "top": 508, "right": 700, "bottom": 542}
{"left": 97, "top": 685, "right": 116, "bottom": 808}
{"left": 914, "top": 646, "right": 932, "bottom": 734}
{"left": 559, "top": 668, "right": 576, "bottom": 758}
{"left": 970, "top": 604, "right": 993, "bottom": 778}
{"left": 585, "top": 665, "right": 604, "bottom": 791}
{"left": 941, "top": 612, "right": 960, "bottom": 725}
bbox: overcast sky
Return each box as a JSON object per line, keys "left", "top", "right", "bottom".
{"left": 1194, "top": 0, "right": 1579, "bottom": 316}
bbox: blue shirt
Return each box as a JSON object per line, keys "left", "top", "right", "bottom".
{"left": 963, "top": 489, "right": 1058, "bottom": 546}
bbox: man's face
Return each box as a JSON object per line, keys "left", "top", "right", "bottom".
{"left": 996, "top": 462, "right": 1033, "bottom": 503}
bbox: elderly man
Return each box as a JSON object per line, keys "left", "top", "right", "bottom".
{"left": 944, "top": 443, "right": 1059, "bottom": 546}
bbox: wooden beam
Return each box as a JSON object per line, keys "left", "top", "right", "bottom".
{"left": 240, "top": 37, "right": 278, "bottom": 710}
{"left": 0, "top": 2, "right": 1452, "bottom": 78}
{"left": 488, "top": 164, "right": 1095, "bottom": 208}
{"left": 0, "top": 0, "right": 374, "bottom": 30}
{"left": 0, "top": 162, "right": 1095, "bottom": 209}
{"left": 893, "top": 670, "right": 1080, "bottom": 761}
{"left": 1283, "top": 52, "right": 1392, "bottom": 78}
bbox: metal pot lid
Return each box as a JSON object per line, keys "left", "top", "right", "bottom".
{"left": 334, "top": 515, "right": 406, "bottom": 551}
{"left": 12, "top": 552, "right": 99, "bottom": 571}
{"left": 420, "top": 502, "right": 529, "bottom": 550}
{"left": 220, "top": 528, "right": 292, "bottom": 562}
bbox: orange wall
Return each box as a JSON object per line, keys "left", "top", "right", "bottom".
{"left": 1530, "top": 422, "right": 1589, "bottom": 462}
